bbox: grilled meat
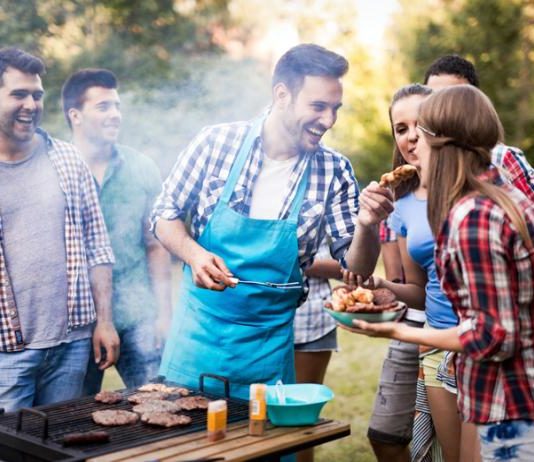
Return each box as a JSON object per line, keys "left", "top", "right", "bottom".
{"left": 94, "top": 391, "right": 122, "bottom": 404}
{"left": 132, "top": 400, "right": 181, "bottom": 414}
{"left": 175, "top": 396, "right": 210, "bottom": 410}
{"left": 92, "top": 410, "right": 139, "bottom": 426}
{"left": 140, "top": 412, "right": 192, "bottom": 427}
{"left": 127, "top": 391, "right": 169, "bottom": 404}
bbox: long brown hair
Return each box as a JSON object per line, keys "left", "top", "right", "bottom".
{"left": 419, "top": 85, "right": 532, "bottom": 246}
{"left": 388, "top": 83, "right": 432, "bottom": 199}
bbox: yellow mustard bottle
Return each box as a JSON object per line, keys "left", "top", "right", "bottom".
{"left": 249, "top": 383, "right": 267, "bottom": 436}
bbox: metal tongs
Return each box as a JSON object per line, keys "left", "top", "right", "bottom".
{"left": 229, "top": 277, "right": 302, "bottom": 290}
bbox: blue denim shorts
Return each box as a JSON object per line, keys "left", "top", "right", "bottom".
{"left": 294, "top": 328, "right": 337, "bottom": 352}
{"left": 478, "top": 420, "right": 534, "bottom": 461}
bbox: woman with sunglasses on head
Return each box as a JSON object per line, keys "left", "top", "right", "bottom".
{"left": 357, "top": 84, "right": 465, "bottom": 462}
{"left": 349, "top": 85, "right": 534, "bottom": 461}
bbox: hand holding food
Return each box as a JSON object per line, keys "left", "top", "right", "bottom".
{"left": 357, "top": 182, "right": 395, "bottom": 226}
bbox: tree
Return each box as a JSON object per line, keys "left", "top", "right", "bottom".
{"left": 391, "top": 0, "right": 534, "bottom": 159}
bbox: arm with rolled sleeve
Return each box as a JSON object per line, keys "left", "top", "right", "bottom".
{"left": 150, "top": 128, "right": 235, "bottom": 290}
{"left": 324, "top": 156, "right": 360, "bottom": 265}
{"left": 79, "top": 161, "right": 118, "bottom": 369}
{"left": 441, "top": 206, "right": 519, "bottom": 362}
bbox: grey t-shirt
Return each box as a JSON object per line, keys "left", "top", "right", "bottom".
{"left": 0, "top": 137, "right": 92, "bottom": 348}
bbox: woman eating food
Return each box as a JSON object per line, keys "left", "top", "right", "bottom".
{"left": 346, "top": 85, "right": 534, "bottom": 461}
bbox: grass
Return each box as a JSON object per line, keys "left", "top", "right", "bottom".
{"left": 102, "top": 262, "right": 389, "bottom": 461}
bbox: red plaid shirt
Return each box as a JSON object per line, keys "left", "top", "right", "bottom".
{"left": 492, "top": 144, "right": 534, "bottom": 202}
{"left": 436, "top": 168, "right": 534, "bottom": 423}
{"left": 0, "top": 130, "right": 114, "bottom": 352}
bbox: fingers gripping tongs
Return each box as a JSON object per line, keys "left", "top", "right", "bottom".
{"left": 229, "top": 277, "right": 302, "bottom": 290}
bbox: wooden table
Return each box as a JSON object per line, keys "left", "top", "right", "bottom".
{"left": 87, "top": 419, "right": 350, "bottom": 462}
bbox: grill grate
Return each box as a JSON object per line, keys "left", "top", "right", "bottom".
{"left": 0, "top": 376, "right": 249, "bottom": 461}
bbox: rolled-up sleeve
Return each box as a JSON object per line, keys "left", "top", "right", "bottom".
{"left": 443, "top": 208, "right": 519, "bottom": 361}
{"left": 326, "top": 156, "right": 359, "bottom": 262}
{"left": 79, "top": 162, "right": 115, "bottom": 267}
{"left": 150, "top": 127, "right": 211, "bottom": 231}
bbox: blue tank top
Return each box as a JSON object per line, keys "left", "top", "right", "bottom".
{"left": 389, "top": 192, "right": 458, "bottom": 329}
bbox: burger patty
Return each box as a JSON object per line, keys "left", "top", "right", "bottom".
{"left": 94, "top": 390, "right": 123, "bottom": 404}
{"left": 132, "top": 400, "right": 181, "bottom": 414}
{"left": 372, "top": 288, "right": 397, "bottom": 305}
{"left": 137, "top": 383, "right": 190, "bottom": 396}
{"left": 127, "top": 391, "right": 169, "bottom": 404}
{"left": 92, "top": 410, "right": 139, "bottom": 426}
{"left": 141, "top": 412, "right": 192, "bottom": 427}
{"left": 175, "top": 396, "right": 210, "bottom": 410}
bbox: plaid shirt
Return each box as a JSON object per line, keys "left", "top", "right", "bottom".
{"left": 0, "top": 129, "right": 114, "bottom": 352}
{"left": 150, "top": 120, "right": 360, "bottom": 271}
{"left": 492, "top": 143, "right": 534, "bottom": 202}
{"left": 293, "top": 241, "right": 336, "bottom": 344}
{"left": 435, "top": 168, "right": 534, "bottom": 423}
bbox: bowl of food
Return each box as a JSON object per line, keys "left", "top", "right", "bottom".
{"left": 324, "top": 285, "right": 406, "bottom": 326}
{"left": 265, "top": 384, "right": 334, "bottom": 426}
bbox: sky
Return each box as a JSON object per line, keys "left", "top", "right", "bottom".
{"left": 355, "top": 0, "right": 399, "bottom": 51}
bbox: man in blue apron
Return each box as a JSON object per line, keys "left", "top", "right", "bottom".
{"left": 150, "top": 44, "right": 393, "bottom": 399}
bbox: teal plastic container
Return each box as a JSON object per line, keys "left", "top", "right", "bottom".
{"left": 265, "top": 384, "right": 334, "bottom": 426}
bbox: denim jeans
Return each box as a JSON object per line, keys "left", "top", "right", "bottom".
{"left": 83, "top": 323, "right": 160, "bottom": 394}
{"left": 478, "top": 420, "right": 534, "bottom": 461}
{"left": 0, "top": 338, "right": 92, "bottom": 413}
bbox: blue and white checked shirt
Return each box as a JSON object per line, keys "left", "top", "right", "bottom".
{"left": 150, "top": 119, "right": 360, "bottom": 273}
{"left": 293, "top": 241, "right": 337, "bottom": 344}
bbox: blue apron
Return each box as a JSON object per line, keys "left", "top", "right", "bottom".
{"left": 160, "top": 119, "right": 308, "bottom": 400}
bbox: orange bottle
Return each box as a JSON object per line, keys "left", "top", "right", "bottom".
{"left": 207, "top": 400, "right": 227, "bottom": 442}
{"left": 249, "top": 383, "right": 267, "bottom": 436}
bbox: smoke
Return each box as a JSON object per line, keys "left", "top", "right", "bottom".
{"left": 118, "top": 53, "right": 271, "bottom": 176}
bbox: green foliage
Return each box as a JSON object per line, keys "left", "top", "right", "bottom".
{"left": 392, "top": 0, "right": 534, "bottom": 159}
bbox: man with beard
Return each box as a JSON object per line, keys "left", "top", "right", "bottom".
{"left": 0, "top": 48, "right": 118, "bottom": 412}
{"left": 61, "top": 69, "right": 172, "bottom": 394}
{"left": 150, "top": 44, "right": 391, "bottom": 399}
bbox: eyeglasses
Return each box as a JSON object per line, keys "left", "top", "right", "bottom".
{"left": 416, "top": 123, "right": 437, "bottom": 137}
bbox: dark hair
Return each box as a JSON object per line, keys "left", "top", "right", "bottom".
{"left": 0, "top": 47, "right": 45, "bottom": 84}
{"left": 424, "top": 54, "right": 479, "bottom": 87}
{"left": 272, "top": 44, "right": 348, "bottom": 94}
{"left": 61, "top": 68, "right": 118, "bottom": 127}
{"left": 389, "top": 83, "right": 433, "bottom": 199}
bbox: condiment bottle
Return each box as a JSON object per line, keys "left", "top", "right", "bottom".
{"left": 249, "top": 383, "right": 267, "bottom": 436}
{"left": 207, "top": 400, "right": 227, "bottom": 442}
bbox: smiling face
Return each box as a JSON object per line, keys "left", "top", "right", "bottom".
{"left": 0, "top": 67, "right": 44, "bottom": 146}
{"left": 70, "top": 86, "right": 121, "bottom": 147}
{"left": 277, "top": 75, "right": 343, "bottom": 154}
{"left": 391, "top": 94, "right": 427, "bottom": 168}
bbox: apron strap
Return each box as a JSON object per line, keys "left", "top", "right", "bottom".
{"left": 287, "top": 159, "right": 310, "bottom": 224}
{"left": 219, "top": 118, "right": 263, "bottom": 204}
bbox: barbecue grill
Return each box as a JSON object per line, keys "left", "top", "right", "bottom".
{"left": 0, "top": 374, "right": 249, "bottom": 462}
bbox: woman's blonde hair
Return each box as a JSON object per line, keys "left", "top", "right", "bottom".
{"left": 418, "top": 85, "right": 532, "bottom": 246}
